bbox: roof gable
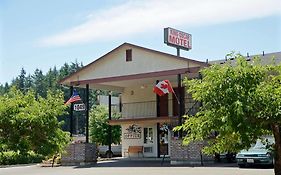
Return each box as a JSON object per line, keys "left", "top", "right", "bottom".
{"left": 60, "top": 43, "right": 208, "bottom": 85}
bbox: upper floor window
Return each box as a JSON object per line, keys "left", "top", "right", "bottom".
{"left": 126, "top": 49, "right": 132, "bottom": 62}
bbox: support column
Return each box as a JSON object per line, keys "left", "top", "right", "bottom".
{"left": 156, "top": 80, "right": 160, "bottom": 117}
{"left": 157, "top": 123, "right": 160, "bottom": 158}
{"left": 85, "top": 84, "right": 89, "bottom": 143}
{"left": 156, "top": 80, "right": 160, "bottom": 158}
{"left": 178, "top": 74, "right": 183, "bottom": 138}
{"left": 177, "top": 47, "right": 180, "bottom": 57}
{"left": 70, "top": 86, "right": 74, "bottom": 137}
{"left": 108, "top": 93, "right": 112, "bottom": 157}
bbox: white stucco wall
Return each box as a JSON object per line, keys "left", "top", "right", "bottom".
{"left": 121, "top": 124, "right": 158, "bottom": 157}
{"left": 66, "top": 45, "right": 199, "bottom": 83}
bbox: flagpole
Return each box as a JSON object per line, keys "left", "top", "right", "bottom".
{"left": 173, "top": 91, "right": 180, "bottom": 104}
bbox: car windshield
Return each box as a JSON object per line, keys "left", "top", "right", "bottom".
{"left": 253, "top": 141, "right": 266, "bottom": 149}
{"left": 252, "top": 137, "right": 274, "bottom": 149}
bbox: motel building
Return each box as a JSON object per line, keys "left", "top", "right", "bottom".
{"left": 60, "top": 41, "right": 214, "bottom": 165}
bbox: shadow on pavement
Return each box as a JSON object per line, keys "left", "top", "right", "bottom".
{"left": 73, "top": 158, "right": 239, "bottom": 169}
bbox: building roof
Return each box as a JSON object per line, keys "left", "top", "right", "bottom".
{"left": 210, "top": 52, "right": 281, "bottom": 65}
{"left": 59, "top": 42, "right": 209, "bottom": 85}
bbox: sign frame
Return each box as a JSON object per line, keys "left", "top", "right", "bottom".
{"left": 73, "top": 103, "right": 86, "bottom": 111}
{"left": 164, "top": 27, "right": 192, "bottom": 51}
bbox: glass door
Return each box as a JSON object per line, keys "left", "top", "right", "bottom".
{"left": 143, "top": 127, "right": 154, "bottom": 156}
{"left": 159, "top": 124, "right": 169, "bottom": 156}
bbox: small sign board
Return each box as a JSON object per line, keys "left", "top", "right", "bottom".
{"left": 124, "top": 133, "right": 141, "bottom": 139}
{"left": 164, "top": 27, "right": 192, "bottom": 51}
{"left": 74, "top": 103, "right": 86, "bottom": 111}
{"left": 124, "top": 124, "right": 142, "bottom": 139}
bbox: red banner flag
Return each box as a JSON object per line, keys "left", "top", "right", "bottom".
{"left": 153, "top": 80, "right": 174, "bottom": 96}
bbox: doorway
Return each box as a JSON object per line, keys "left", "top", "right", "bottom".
{"left": 159, "top": 123, "right": 169, "bottom": 156}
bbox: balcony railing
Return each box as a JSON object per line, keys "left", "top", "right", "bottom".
{"left": 120, "top": 98, "right": 198, "bottom": 119}
{"left": 121, "top": 101, "right": 156, "bottom": 119}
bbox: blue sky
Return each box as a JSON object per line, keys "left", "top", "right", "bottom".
{"left": 1, "top": 0, "right": 281, "bottom": 84}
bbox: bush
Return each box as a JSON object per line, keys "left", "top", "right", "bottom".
{"left": 0, "top": 151, "right": 44, "bottom": 165}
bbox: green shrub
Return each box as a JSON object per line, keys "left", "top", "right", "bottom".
{"left": 0, "top": 151, "right": 45, "bottom": 165}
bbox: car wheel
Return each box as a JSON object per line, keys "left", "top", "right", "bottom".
{"left": 238, "top": 164, "right": 246, "bottom": 168}
{"left": 105, "top": 150, "right": 113, "bottom": 158}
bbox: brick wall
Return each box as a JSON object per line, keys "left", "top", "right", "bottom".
{"left": 61, "top": 143, "right": 97, "bottom": 166}
{"left": 170, "top": 139, "right": 213, "bottom": 165}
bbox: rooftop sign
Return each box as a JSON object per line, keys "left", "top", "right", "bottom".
{"left": 164, "top": 27, "right": 192, "bottom": 51}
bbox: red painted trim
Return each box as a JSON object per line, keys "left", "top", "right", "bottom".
{"left": 69, "top": 67, "right": 202, "bottom": 86}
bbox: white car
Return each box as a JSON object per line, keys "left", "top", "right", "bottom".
{"left": 236, "top": 137, "right": 274, "bottom": 168}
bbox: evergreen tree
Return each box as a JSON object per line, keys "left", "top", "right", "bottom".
{"left": 32, "top": 69, "right": 47, "bottom": 98}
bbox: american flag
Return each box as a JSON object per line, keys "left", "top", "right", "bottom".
{"left": 65, "top": 90, "right": 82, "bottom": 105}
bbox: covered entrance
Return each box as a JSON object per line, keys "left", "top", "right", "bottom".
{"left": 59, "top": 43, "right": 207, "bottom": 160}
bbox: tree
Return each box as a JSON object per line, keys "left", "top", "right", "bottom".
{"left": 175, "top": 53, "right": 281, "bottom": 174}
{"left": 89, "top": 105, "right": 121, "bottom": 145}
{"left": 18, "top": 68, "right": 27, "bottom": 92}
{"left": 0, "top": 87, "right": 70, "bottom": 157}
{"left": 10, "top": 68, "right": 27, "bottom": 93}
{"left": 0, "top": 61, "right": 85, "bottom": 135}
{"left": 255, "top": 63, "right": 281, "bottom": 173}
{"left": 32, "top": 69, "right": 47, "bottom": 98}
{"left": 0, "top": 83, "right": 9, "bottom": 95}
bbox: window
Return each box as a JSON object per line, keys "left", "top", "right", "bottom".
{"left": 126, "top": 49, "right": 132, "bottom": 62}
{"left": 144, "top": 127, "right": 153, "bottom": 144}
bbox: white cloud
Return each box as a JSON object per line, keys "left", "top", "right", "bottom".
{"left": 39, "top": 0, "right": 281, "bottom": 47}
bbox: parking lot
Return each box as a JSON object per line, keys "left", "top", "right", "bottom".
{"left": 0, "top": 159, "right": 274, "bottom": 175}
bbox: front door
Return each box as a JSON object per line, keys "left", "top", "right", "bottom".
{"left": 143, "top": 126, "right": 154, "bottom": 157}
{"left": 159, "top": 94, "right": 168, "bottom": 117}
{"left": 159, "top": 123, "right": 169, "bottom": 156}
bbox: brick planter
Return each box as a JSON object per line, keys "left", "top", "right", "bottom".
{"left": 61, "top": 143, "right": 97, "bottom": 166}
{"left": 170, "top": 139, "right": 213, "bottom": 165}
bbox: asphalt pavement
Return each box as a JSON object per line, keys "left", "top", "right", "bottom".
{"left": 0, "top": 158, "right": 274, "bottom": 175}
